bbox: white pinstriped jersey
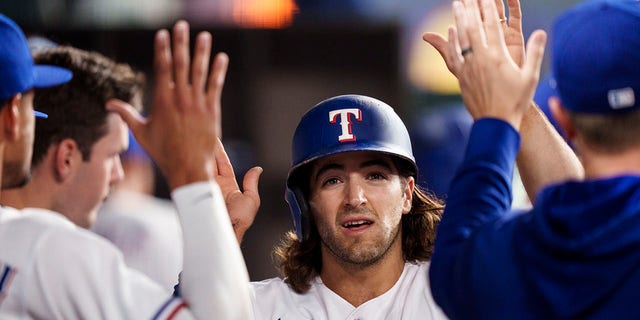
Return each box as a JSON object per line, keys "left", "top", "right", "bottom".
{"left": 0, "top": 182, "right": 252, "bottom": 320}
{"left": 250, "top": 261, "right": 447, "bottom": 320}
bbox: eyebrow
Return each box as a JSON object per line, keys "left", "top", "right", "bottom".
{"left": 313, "top": 158, "right": 394, "bottom": 183}
{"left": 313, "top": 163, "right": 343, "bottom": 183}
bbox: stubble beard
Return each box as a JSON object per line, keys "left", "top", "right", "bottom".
{"left": 2, "top": 160, "right": 31, "bottom": 190}
{"left": 318, "top": 210, "right": 402, "bottom": 267}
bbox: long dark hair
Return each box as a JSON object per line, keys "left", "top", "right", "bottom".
{"left": 274, "top": 182, "right": 443, "bottom": 294}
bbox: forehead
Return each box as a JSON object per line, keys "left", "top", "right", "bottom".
{"left": 311, "top": 151, "right": 396, "bottom": 172}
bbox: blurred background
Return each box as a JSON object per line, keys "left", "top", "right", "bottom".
{"left": 3, "top": 0, "right": 581, "bottom": 281}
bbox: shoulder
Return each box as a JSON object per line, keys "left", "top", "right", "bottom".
{"left": 403, "top": 260, "right": 431, "bottom": 276}
{"left": 250, "top": 277, "right": 290, "bottom": 296}
{"left": 0, "top": 206, "right": 21, "bottom": 221}
{"left": 397, "top": 262, "right": 447, "bottom": 318}
{"left": 93, "top": 193, "right": 181, "bottom": 243}
{"left": 0, "top": 208, "right": 78, "bottom": 252}
{"left": 0, "top": 208, "right": 123, "bottom": 265}
{"left": 250, "top": 277, "right": 318, "bottom": 320}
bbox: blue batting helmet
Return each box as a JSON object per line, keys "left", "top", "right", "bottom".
{"left": 285, "top": 94, "right": 417, "bottom": 241}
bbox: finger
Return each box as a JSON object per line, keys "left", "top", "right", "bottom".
{"left": 479, "top": 0, "right": 505, "bottom": 48}
{"left": 191, "top": 31, "right": 212, "bottom": 96}
{"left": 106, "top": 99, "right": 148, "bottom": 144}
{"left": 523, "top": 30, "right": 547, "bottom": 90}
{"left": 422, "top": 32, "right": 456, "bottom": 74}
{"left": 447, "top": 26, "right": 463, "bottom": 74}
{"left": 214, "top": 137, "right": 236, "bottom": 181}
{"left": 463, "top": 0, "right": 486, "bottom": 50}
{"left": 207, "top": 52, "right": 229, "bottom": 138}
{"left": 495, "top": 0, "right": 506, "bottom": 24}
{"left": 242, "top": 166, "right": 263, "bottom": 202}
{"left": 506, "top": 0, "right": 523, "bottom": 31}
{"left": 453, "top": 1, "right": 472, "bottom": 56}
{"left": 172, "top": 21, "right": 191, "bottom": 108}
{"left": 154, "top": 29, "right": 173, "bottom": 93}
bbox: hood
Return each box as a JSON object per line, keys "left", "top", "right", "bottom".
{"left": 515, "top": 175, "right": 640, "bottom": 317}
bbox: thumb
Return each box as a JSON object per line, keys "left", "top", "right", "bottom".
{"left": 242, "top": 166, "right": 263, "bottom": 204}
{"left": 423, "top": 31, "right": 456, "bottom": 74}
{"left": 422, "top": 32, "right": 449, "bottom": 58}
{"left": 106, "top": 99, "right": 146, "bottom": 134}
{"left": 106, "top": 99, "right": 149, "bottom": 152}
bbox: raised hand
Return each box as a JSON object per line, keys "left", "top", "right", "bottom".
{"left": 108, "top": 21, "right": 228, "bottom": 190}
{"left": 423, "top": 0, "right": 526, "bottom": 73}
{"left": 424, "top": 0, "right": 545, "bottom": 129}
{"left": 213, "top": 139, "right": 262, "bottom": 244}
{"left": 497, "top": 0, "right": 526, "bottom": 66}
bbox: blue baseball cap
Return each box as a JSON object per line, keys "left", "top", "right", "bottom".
{"left": 552, "top": 0, "right": 640, "bottom": 114}
{"left": 0, "top": 14, "right": 72, "bottom": 117}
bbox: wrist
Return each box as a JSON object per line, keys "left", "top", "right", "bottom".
{"left": 166, "top": 161, "right": 216, "bottom": 190}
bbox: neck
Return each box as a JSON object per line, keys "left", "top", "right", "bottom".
{"left": 319, "top": 234, "right": 405, "bottom": 307}
{"left": 580, "top": 146, "right": 640, "bottom": 180}
{"left": 0, "top": 167, "right": 55, "bottom": 210}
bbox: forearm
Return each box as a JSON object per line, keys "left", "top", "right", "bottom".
{"left": 431, "top": 118, "right": 520, "bottom": 316}
{"left": 516, "top": 102, "right": 583, "bottom": 202}
{"left": 172, "top": 182, "right": 253, "bottom": 319}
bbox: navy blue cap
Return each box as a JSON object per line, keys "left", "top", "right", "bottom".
{"left": 552, "top": 0, "right": 640, "bottom": 114}
{"left": 0, "top": 14, "right": 72, "bottom": 117}
{"left": 288, "top": 94, "right": 416, "bottom": 185}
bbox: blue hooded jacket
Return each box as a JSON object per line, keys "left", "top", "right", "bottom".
{"left": 430, "top": 118, "right": 640, "bottom": 319}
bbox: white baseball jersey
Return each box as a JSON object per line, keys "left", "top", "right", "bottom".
{"left": 250, "top": 261, "right": 447, "bottom": 320}
{"left": 0, "top": 182, "right": 253, "bottom": 319}
{"left": 92, "top": 190, "right": 183, "bottom": 293}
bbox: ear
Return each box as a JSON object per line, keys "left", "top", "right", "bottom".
{"left": 1, "top": 94, "right": 22, "bottom": 143}
{"left": 549, "top": 96, "right": 576, "bottom": 140}
{"left": 402, "top": 176, "right": 415, "bottom": 214}
{"left": 54, "top": 139, "right": 79, "bottom": 182}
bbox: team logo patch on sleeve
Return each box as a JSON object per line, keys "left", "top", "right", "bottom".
{"left": 0, "top": 262, "right": 17, "bottom": 306}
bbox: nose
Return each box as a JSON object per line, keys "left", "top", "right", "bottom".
{"left": 111, "top": 155, "right": 125, "bottom": 184}
{"left": 344, "top": 179, "right": 367, "bottom": 209}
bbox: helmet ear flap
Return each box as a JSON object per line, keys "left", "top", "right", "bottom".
{"left": 285, "top": 187, "right": 311, "bottom": 242}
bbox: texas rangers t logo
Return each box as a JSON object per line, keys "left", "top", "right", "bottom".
{"left": 329, "top": 108, "right": 362, "bottom": 142}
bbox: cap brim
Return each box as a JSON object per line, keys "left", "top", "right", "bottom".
{"left": 32, "top": 65, "right": 72, "bottom": 88}
{"left": 34, "top": 110, "right": 48, "bottom": 119}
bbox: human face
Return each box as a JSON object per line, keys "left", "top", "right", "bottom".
{"left": 58, "top": 113, "right": 128, "bottom": 228}
{"left": 2, "top": 91, "right": 36, "bottom": 189}
{"left": 308, "top": 151, "right": 414, "bottom": 267}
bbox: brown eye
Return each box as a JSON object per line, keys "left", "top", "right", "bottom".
{"left": 368, "top": 172, "right": 386, "bottom": 180}
{"left": 323, "top": 177, "right": 341, "bottom": 187}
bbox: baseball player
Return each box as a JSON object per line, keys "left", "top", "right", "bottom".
{"left": 1, "top": 45, "right": 145, "bottom": 230}
{"left": 0, "top": 45, "right": 180, "bottom": 293}
{"left": 248, "top": 94, "right": 448, "bottom": 319}
{"left": 0, "top": 15, "right": 253, "bottom": 319}
{"left": 425, "top": 0, "right": 640, "bottom": 318}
